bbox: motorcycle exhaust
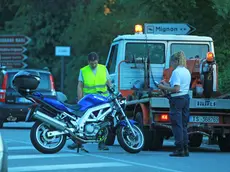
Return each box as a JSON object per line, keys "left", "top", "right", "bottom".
{"left": 33, "top": 110, "right": 67, "bottom": 131}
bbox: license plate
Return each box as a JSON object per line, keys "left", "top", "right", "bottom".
{"left": 189, "top": 116, "right": 219, "bottom": 123}
{"left": 16, "top": 97, "right": 32, "bottom": 103}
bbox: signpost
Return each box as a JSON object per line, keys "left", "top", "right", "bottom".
{"left": 0, "top": 46, "right": 27, "bottom": 54}
{"left": 0, "top": 54, "right": 28, "bottom": 61}
{"left": 55, "top": 46, "right": 71, "bottom": 92}
{"left": 0, "top": 61, "right": 28, "bottom": 68}
{"left": 0, "top": 35, "right": 31, "bottom": 69}
{"left": 144, "top": 23, "right": 196, "bottom": 35}
{"left": 0, "top": 35, "right": 31, "bottom": 45}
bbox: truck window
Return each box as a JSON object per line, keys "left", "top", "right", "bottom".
{"left": 107, "top": 44, "right": 118, "bottom": 74}
{"left": 171, "top": 43, "right": 209, "bottom": 59}
{"left": 125, "top": 43, "right": 165, "bottom": 64}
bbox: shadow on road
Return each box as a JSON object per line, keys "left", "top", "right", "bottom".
{"left": 159, "top": 145, "right": 222, "bottom": 153}
{"left": 111, "top": 144, "right": 225, "bottom": 153}
{"left": 0, "top": 127, "right": 31, "bottom": 130}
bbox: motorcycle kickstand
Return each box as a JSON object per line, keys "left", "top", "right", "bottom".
{"left": 67, "top": 131, "right": 89, "bottom": 153}
{"left": 78, "top": 144, "right": 89, "bottom": 153}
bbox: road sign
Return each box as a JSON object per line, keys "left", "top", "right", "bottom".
{"left": 0, "top": 54, "right": 28, "bottom": 61}
{"left": 144, "top": 23, "right": 196, "bottom": 35}
{"left": 0, "top": 61, "right": 27, "bottom": 68}
{"left": 0, "top": 35, "right": 31, "bottom": 45}
{"left": 0, "top": 46, "right": 27, "bottom": 54}
{"left": 55, "top": 46, "right": 71, "bottom": 92}
{"left": 55, "top": 46, "right": 71, "bottom": 56}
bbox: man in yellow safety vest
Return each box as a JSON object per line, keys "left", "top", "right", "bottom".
{"left": 67, "top": 52, "right": 112, "bottom": 151}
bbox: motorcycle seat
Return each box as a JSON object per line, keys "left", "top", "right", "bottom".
{"left": 64, "top": 103, "right": 81, "bottom": 111}
{"left": 63, "top": 103, "right": 84, "bottom": 117}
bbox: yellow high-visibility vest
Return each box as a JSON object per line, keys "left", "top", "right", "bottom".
{"left": 81, "top": 64, "right": 108, "bottom": 95}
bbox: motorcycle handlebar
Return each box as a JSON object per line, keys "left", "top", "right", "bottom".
{"left": 107, "top": 85, "right": 115, "bottom": 94}
{"left": 106, "top": 85, "right": 123, "bottom": 100}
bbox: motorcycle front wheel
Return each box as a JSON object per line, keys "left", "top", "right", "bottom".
{"left": 30, "top": 121, "right": 67, "bottom": 154}
{"left": 117, "top": 124, "right": 144, "bottom": 153}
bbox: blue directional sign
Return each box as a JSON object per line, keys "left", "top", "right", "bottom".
{"left": 144, "top": 23, "right": 196, "bottom": 35}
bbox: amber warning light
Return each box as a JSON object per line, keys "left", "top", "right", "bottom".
{"left": 206, "top": 52, "right": 214, "bottom": 62}
{"left": 135, "top": 24, "right": 143, "bottom": 34}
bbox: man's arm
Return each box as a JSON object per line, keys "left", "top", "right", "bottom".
{"left": 106, "top": 79, "right": 112, "bottom": 88}
{"left": 77, "top": 70, "right": 84, "bottom": 101}
{"left": 77, "top": 81, "right": 84, "bottom": 101}
{"left": 105, "top": 68, "right": 112, "bottom": 88}
{"left": 158, "top": 71, "right": 180, "bottom": 93}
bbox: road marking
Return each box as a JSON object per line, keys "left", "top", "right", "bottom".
{"left": 8, "top": 146, "right": 35, "bottom": 150}
{"left": 86, "top": 154, "right": 183, "bottom": 172}
{"left": 63, "top": 148, "right": 183, "bottom": 172}
{"left": 9, "top": 153, "right": 82, "bottom": 160}
{"left": 5, "top": 139, "right": 31, "bottom": 145}
{"left": 8, "top": 162, "right": 131, "bottom": 172}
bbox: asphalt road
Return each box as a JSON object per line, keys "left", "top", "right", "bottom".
{"left": 1, "top": 122, "right": 230, "bottom": 172}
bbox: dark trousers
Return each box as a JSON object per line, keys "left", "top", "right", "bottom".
{"left": 169, "top": 94, "right": 190, "bottom": 149}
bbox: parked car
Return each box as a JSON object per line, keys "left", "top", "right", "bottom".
{"left": 0, "top": 67, "right": 57, "bottom": 128}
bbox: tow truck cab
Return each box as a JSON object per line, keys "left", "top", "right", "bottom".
{"left": 105, "top": 25, "right": 215, "bottom": 96}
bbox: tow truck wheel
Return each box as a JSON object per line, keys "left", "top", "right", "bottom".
{"left": 149, "top": 129, "right": 164, "bottom": 150}
{"left": 135, "top": 112, "right": 150, "bottom": 150}
{"left": 142, "top": 127, "right": 153, "bottom": 151}
{"left": 218, "top": 135, "right": 230, "bottom": 152}
{"left": 189, "top": 134, "right": 203, "bottom": 147}
{"left": 134, "top": 112, "right": 163, "bottom": 151}
{"left": 105, "top": 129, "right": 116, "bottom": 146}
{"left": 105, "top": 116, "right": 116, "bottom": 146}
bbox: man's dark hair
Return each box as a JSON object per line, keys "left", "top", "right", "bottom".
{"left": 88, "top": 52, "right": 99, "bottom": 61}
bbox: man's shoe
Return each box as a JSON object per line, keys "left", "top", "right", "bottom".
{"left": 169, "top": 149, "right": 185, "bottom": 157}
{"left": 184, "top": 146, "right": 189, "bottom": 157}
{"left": 98, "top": 142, "right": 109, "bottom": 150}
{"left": 67, "top": 143, "right": 78, "bottom": 150}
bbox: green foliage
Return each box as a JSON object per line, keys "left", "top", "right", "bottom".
{"left": 1, "top": 0, "right": 230, "bottom": 101}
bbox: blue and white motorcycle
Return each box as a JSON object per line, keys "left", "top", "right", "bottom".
{"left": 12, "top": 71, "right": 144, "bottom": 154}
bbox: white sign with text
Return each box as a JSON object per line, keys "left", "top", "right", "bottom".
{"left": 55, "top": 46, "right": 71, "bottom": 56}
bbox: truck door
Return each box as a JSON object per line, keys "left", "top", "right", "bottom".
{"left": 105, "top": 43, "right": 118, "bottom": 90}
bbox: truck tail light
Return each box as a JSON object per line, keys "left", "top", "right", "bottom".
{"left": 159, "top": 114, "right": 170, "bottom": 122}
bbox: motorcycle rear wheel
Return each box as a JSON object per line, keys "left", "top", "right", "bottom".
{"left": 30, "top": 121, "right": 67, "bottom": 154}
{"left": 117, "top": 124, "right": 144, "bottom": 153}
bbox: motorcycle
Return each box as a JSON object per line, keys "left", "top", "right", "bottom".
{"left": 12, "top": 70, "right": 144, "bottom": 154}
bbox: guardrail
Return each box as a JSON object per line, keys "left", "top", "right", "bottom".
{"left": 0, "top": 133, "right": 8, "bottom": 172}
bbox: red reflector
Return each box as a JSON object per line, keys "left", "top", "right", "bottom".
{"left": 2, "top": 74, "right": 8, "bottom": 90}
{"left": 49, "top": 74, "right": 55, "bottom": 90}
{"left": 0, "top": 74, "right": 8, "bottom": 103}
{"left": 160, "top": 114, "right": 169, "bottom": 121}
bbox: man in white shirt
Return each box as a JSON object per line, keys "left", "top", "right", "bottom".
{"left": 158, "top": 51, "right": 191, "bottom": 157}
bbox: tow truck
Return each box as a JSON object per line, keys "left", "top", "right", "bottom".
{"left": 105, "top": 23, "right": 230, "bottom": 152}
